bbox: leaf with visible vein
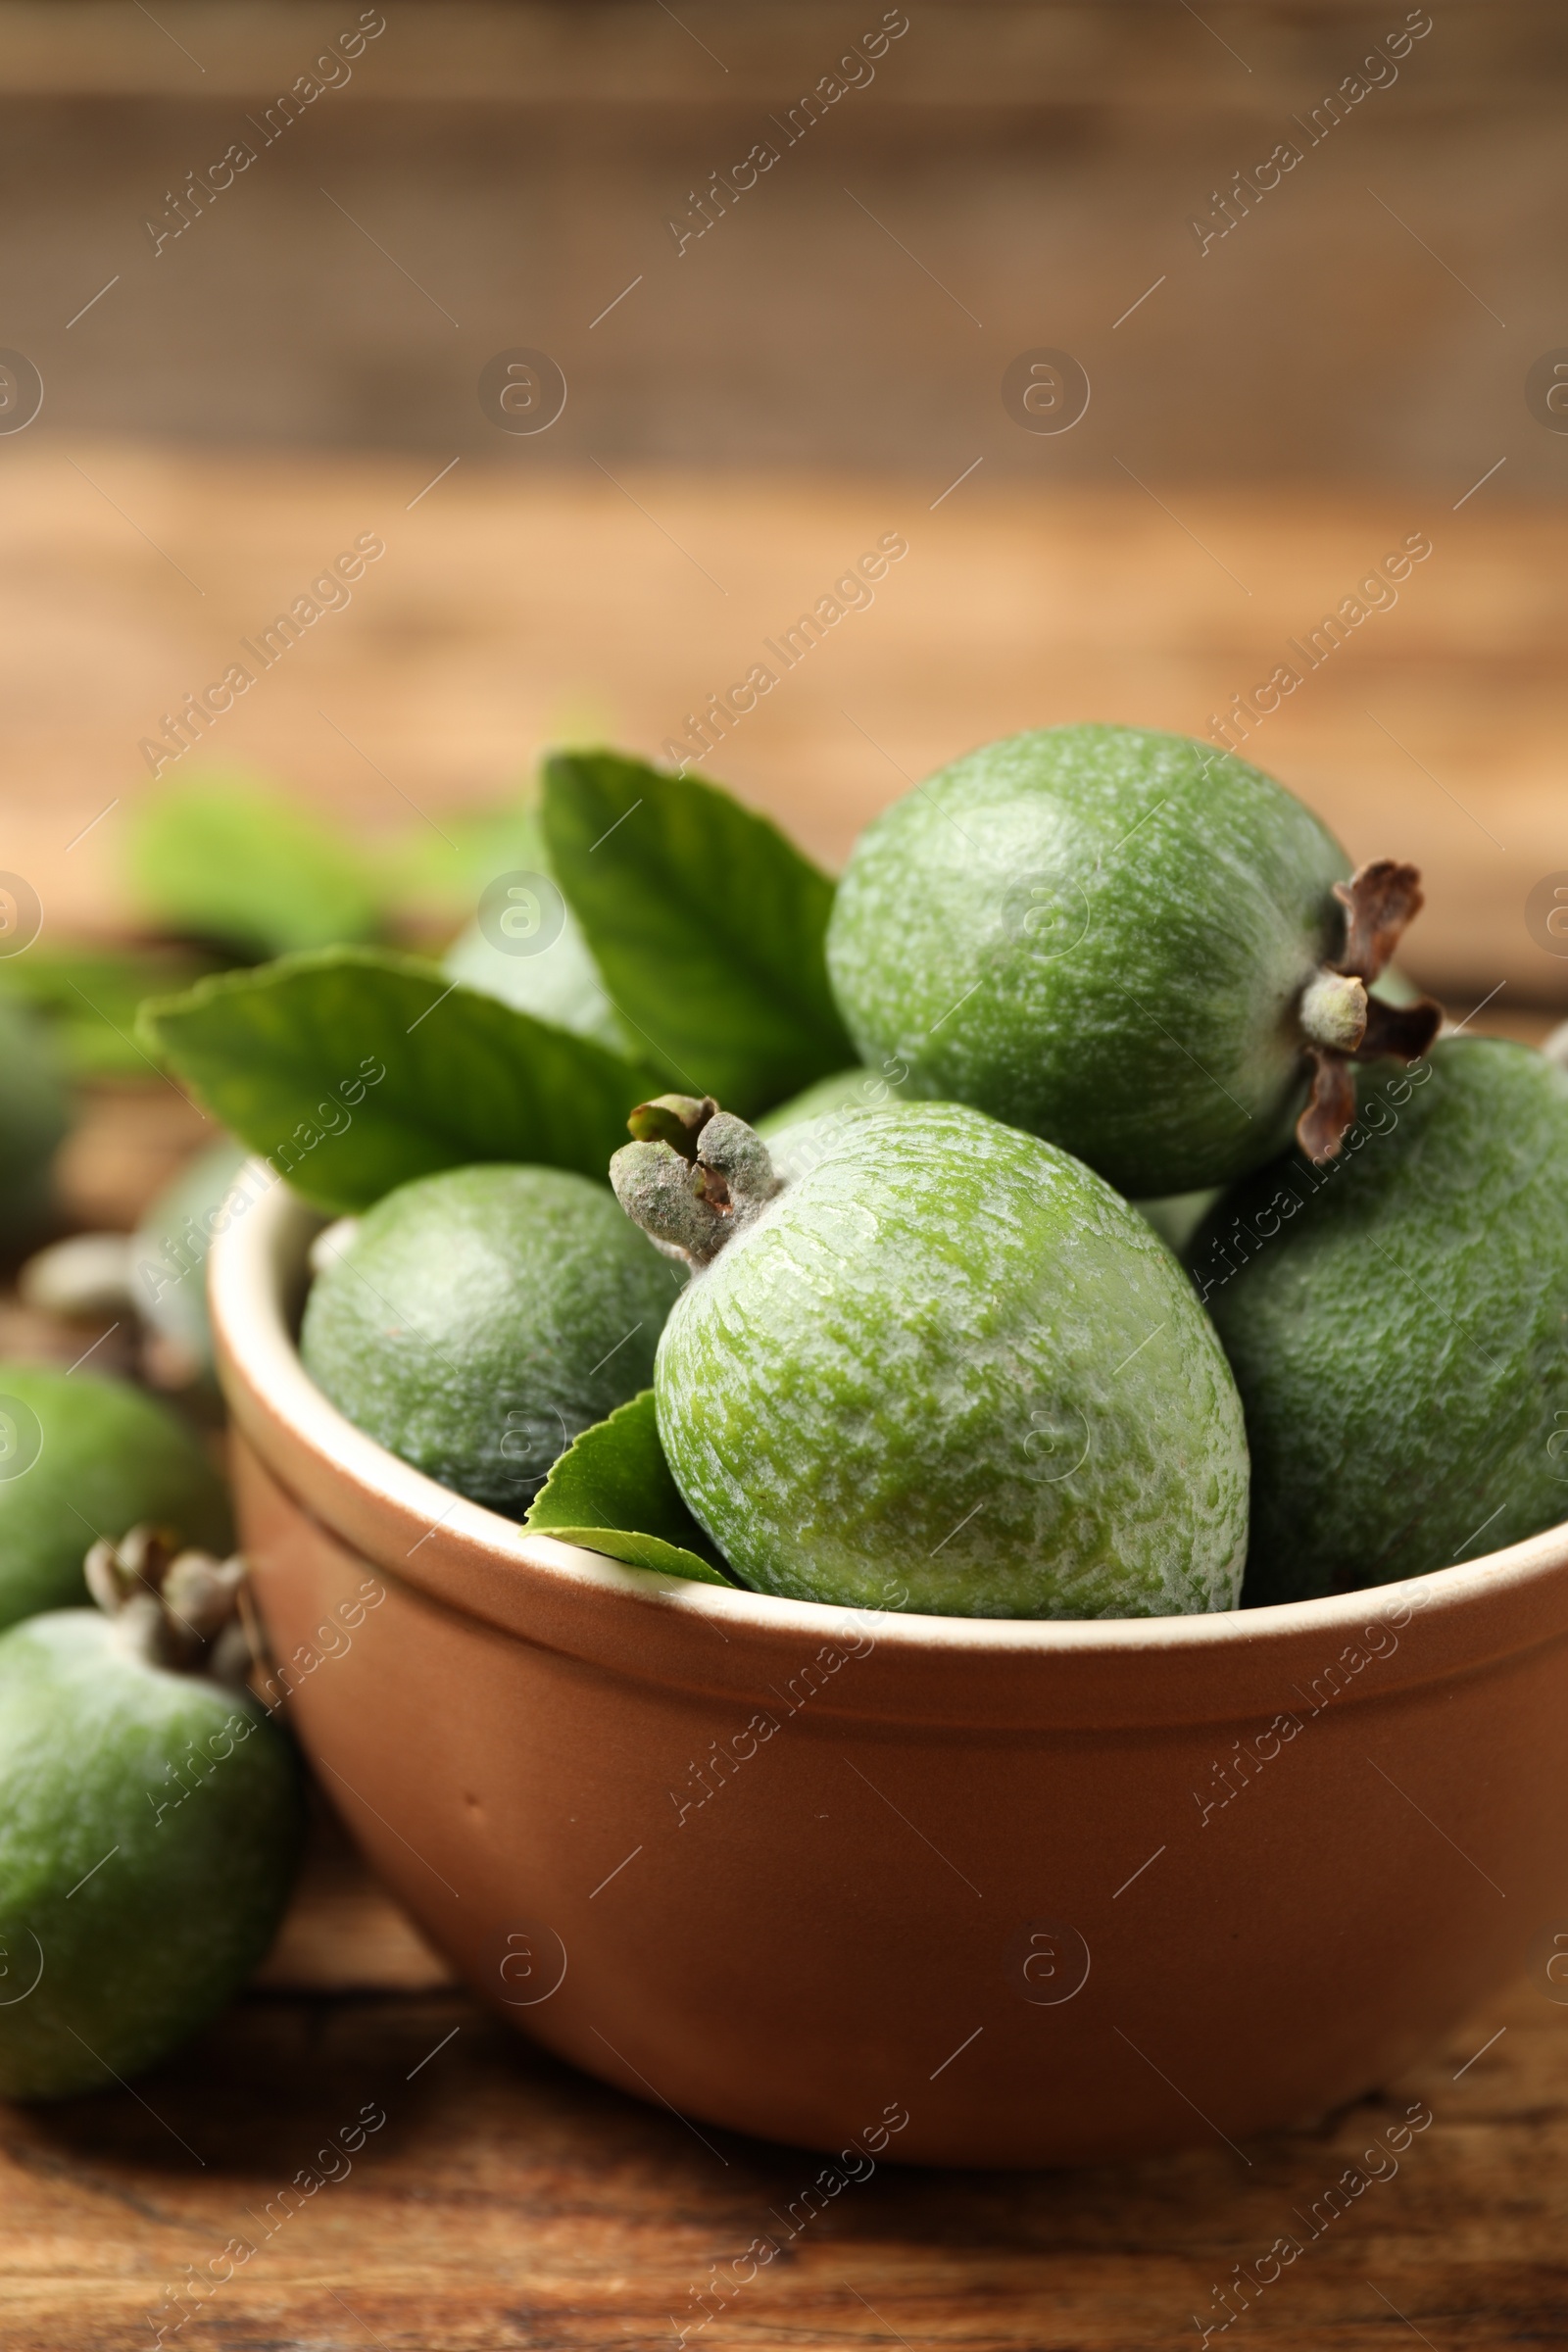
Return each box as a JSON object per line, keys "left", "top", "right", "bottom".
{"left": 138, "top": 947, "right": 658, "bottom": 1213}
{"left": 542, "top": 749, "right": 854, "bottom": 1117}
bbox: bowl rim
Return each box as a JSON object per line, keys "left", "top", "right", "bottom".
{"left": 209, "top": 1158, "right": 1568, "bottom": 1671}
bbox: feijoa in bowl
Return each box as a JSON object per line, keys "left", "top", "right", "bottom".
{"left": 211, "top": 1167, "right": 1568, "bottom": 2169}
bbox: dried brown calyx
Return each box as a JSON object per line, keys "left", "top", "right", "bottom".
{"left": 1295, "top": 858, "right": 1443, "bottom": 1162}
{"left": 84, "top": 1522, "right": 257, "bottom": 1685}
{"left": 611, "top": 1099, "right": 783, "bottom": 1268}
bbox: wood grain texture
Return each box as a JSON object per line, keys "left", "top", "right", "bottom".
{"left": 6, "top": 448, "right": 1565, "bottom": 1009}
{"left": 0, "top": 1952, "right": 1564, "bottom": 2350}
{"left": 8, "top": 3, "right": 1568, "bottom": 106}
{"left": 5, "top": 3, "right": 1564, "bottom": 484}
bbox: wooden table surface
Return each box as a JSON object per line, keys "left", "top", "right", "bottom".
{"left": 5, "top": 1817, "right": 1568, "bottom": 2352}
{"left": 4, "top": 453, "right": 1568, "bottom": 2348}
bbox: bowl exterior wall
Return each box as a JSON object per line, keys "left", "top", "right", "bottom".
{"left": 231, "top": 1428, "right": 1568, "bottom": 2168}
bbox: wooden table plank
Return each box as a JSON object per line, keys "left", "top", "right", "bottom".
{"left": 2, "top": 1965, "right": 1565, "bottom": 2350}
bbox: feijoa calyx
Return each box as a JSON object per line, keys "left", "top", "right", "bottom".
{"left": 1195, "top": 1038, "right": 1568, "bottom": 1605}
{"left": 0, "top": 1527, "right": 304, "bottom": 2099}
{"left": 825, "top": 723, "right": 1441, "bottom": 1197}
{"left": 612, "top": 1097, "right": 1250, "bottom": 1618}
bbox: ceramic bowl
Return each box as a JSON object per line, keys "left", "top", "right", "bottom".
{"left": 210, "top": 1168, "right": 1568, "bottom": 2168}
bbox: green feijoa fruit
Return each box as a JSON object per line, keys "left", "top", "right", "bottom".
{"left": 0, "top": 1367, "right": 231, "bottom": 1633}
{"left": 1128, "top": 972, "right": 1418, "bottom": 1257}
{"left": 1194, "top": 1038, "right": 1568, "bottom": 1607}
{"left": 0, "top": 998, "right": 70, "bottom": 1250}
{"left": 0, "top": 1532, "right": 304, "bottom": 2099}
{"left": 300, "top": 1163, "right": 684, "bottom": 1512}
{"left": 824, "top": 723, "right": 1441, "bottom": 1198}
{"left": 768, "top": 987, "right": 1416, "bottom": 1249}
{"left": 611, "top": 1100, "right": 1249, "bottom": 1618}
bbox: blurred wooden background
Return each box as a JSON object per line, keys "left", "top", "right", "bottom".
{"left": 1, "top": 0, "right": 1564, "bottom": 1009}
{"left": 9, "top": 452, "right": 1566, "bottom": 1009}
{"left": 5, "top": 0, "right": 1566, "bottom": 479}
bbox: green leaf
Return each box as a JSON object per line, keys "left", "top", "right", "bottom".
{"left": 525, "top": 1390, "right": 735, "bottom": 1586}
{"left": 541, "top": 749, "right": 855, "bottom": 1118}
{"left": 128, "top": 769, "right": 386, "bottom": 956}
{"left": 0, "top": 946, "right": 220, "bottom": 1079}
{"left": 137, "top": 946, "right": 658, "bottom": 1214}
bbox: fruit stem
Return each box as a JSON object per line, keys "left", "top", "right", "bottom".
{"left": 612, "top": 1103, "right": 783, "bottom": 1268}
{"left": 1294, "top": 858, "right": 1443, "bottom": 1162}
{"left": 85, "top": 1524, "right": 255, "bottom": 1685}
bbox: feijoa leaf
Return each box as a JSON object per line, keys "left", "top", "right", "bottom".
{"left": 138, "top": 947, "right": 657, "bottom": 1214}
{"left": 128, "top": 770, "right": 385, "bottom": 956}
{"left": 524, "top": 1389, "right": 735, "bottom": 1586}
{"left": 541, "top": 750, "right": 854, "bottom": 1117}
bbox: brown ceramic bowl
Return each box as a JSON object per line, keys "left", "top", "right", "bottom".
{"left": 211, "top": 1169, "right": 1568, "bottom": 2168}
